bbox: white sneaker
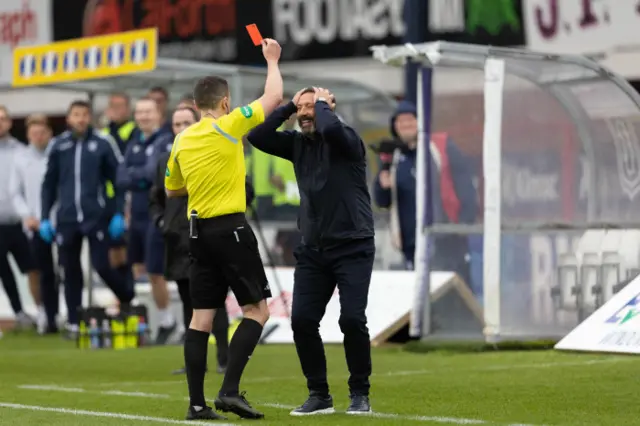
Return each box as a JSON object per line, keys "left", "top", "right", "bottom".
{"left": 15, "top": 311, "right": 36, "bottom": 330}
{"left": 64, "top": 323, "right": 79, "bottom": 340}
{"left": 37, "top": 308, "right": 48, "bottom": 335}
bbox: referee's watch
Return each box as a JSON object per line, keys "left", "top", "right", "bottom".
{"left": 316, "top": 97, "right": 328, "bottom": 104}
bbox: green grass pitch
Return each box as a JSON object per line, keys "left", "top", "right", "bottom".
{"left": 0, "top": 333, "right": 637, "bottom": 425}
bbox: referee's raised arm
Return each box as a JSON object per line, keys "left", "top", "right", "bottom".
{"left": 255, "top": 39, "right": 284, "bottom": 116}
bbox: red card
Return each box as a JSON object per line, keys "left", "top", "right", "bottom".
{"left": 246, "top": 24, "right": 263, "bottom": 46}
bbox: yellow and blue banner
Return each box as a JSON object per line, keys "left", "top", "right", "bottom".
{"left": 12, "top": 28, "right": 158, "bottom": 88}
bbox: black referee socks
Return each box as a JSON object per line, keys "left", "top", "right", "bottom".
{"left": 185, "top": 328, "right": 210, "bottom": 407}
{"left": 219, "top": 318, "right": 264, "bottom": 396}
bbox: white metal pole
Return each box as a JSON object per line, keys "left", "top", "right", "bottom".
{"left": 482, "top": 58, "right": 506, "bottom": 342}
{"left": 412, "top": 66, "right": 430, "bottom": 337}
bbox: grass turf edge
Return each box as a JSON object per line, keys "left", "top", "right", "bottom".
{"left": 404, "top": 339, "right": 559, "bottom": 353}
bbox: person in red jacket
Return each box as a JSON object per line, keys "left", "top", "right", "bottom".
{"left": 374, "top": 101, "right": 477, "bottom": 287}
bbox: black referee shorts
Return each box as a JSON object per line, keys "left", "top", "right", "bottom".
{"left": 189, "top": 213, "right": 271, "bottom": 310}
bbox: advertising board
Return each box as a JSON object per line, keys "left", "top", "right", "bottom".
{"left": 0, "top": 268, "right": 465, "bottom": 345}
{"left": 556, "top": 274, "right": 640, "bottom": 354}
{"left": 12, "top": 28, "right": 157, "bottom": 87}
{"left": 0, "top": 0, "right": 52, "bottom": 86}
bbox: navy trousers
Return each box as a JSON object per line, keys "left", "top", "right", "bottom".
{"left": 56, "top": 222, "right": 135, "bottom": 325}
{"left": 29, "top": 234, "right": 58, "bottom": 327}
{"left": 291, "top": 237, "right": 375, "bottom": 397}
{"left": 0, "top": 223, "right": 34, "bottom": 314}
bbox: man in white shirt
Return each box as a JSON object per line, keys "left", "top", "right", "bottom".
{"left": 9, "top": 114, "right": 58, "bottom": 334}
{"left": 0, "top": 106, "right": 37, "bottom": 331}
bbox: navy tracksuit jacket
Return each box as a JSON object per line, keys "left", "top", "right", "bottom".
{"left": 116, "top": 129, "right": 173, "bottom": 272}
{"left": 41, "top": 129, "right": 125, "bottom": 229}
{"left": 41, "top": 128, "right": 134, "bottom": 324}
{"left": 116, "top": 129, "right": 174, "bottom": 223}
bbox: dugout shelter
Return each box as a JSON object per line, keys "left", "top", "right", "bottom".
{"left": 371, "top": 41, "right": 640, "bottom": 343}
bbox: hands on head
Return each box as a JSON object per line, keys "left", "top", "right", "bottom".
{"left": 291, "top": 87, "right": 336, "bottom": 111}
{"left": 313, "top": 87, "right": 336, "bottom": 111}
{"left": 292, "top": 88, "right": 307, "bottom": 106}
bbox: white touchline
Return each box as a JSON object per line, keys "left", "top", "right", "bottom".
{"left": 16, "top": 386, "right": 538, "bottom": 426}
{"left": 18, "top": 385, "right": 85, "bottom": 392}
{"left": 84, "top": 357, "right": 632, "bottom": 388}
{"left": 103, "top": 390, "right": 172, "bottom": 398}
{"left": 0, "top": 402, "right": 238, "bottom": 425}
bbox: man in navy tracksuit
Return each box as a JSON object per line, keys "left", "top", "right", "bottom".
{"left": 101, "top": 92, "right": 139, "bottom": 292}
{"left": 40, "top": 100, "right": 134, "bottom": 334}
{"left": 117, "top": 96, "right": 176, "bottom": 344}
{"left": 148, "top": 86, "right": 173, "bottom": 135}
{"left": 374, "top": 101, "right": 476, "bottom": 285}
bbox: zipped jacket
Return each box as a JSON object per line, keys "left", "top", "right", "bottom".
{"left": 41, "top": 128, "right": 124, "bottom": 230}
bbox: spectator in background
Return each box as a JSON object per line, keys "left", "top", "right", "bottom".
{"left": 101, "top": 92, "right": 138, "bottom": 291}
{"left": 40, "top": 100, "right": 134, "bottom": 337}
{"left": 248, "top": 96, "right": 300, "bottom": 221}
{"left": 117, "top": 97, "right": 176, "bottom": 344}
{"left": 9, "top": 114, "right": 58, "bottom": 334}
{"left": 171, "top": 106, "right": 198, "bottom": 135}
{"left": 374, "top": 101, "right": 476, "bottom": 286}
{"left": 148, "top": 86, "right": 173, "bottom": 135}
{"left": 102, "top": 92, "right": 137, "bottom": 155}
{"left": 0, "top": 106, "right": 37, "bottom": 330}
{"left": 177, "top": 94, "right": 195, "bottom": 109}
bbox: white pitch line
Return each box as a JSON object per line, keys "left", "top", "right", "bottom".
{"left": 368, "top": 412, "right": 485, "bottom": 424}
{"left": 80, "top": 357, "right": 632, "bottom": 388}
{"left": 18, "top": 385, "right": 85, "bottom": 392}
{"left": 16, "top": 385, "right": 535, "bottom": 425}
{"left": 258, "top": 402, "right": 296, "bottom": 410}
{"left": 0, "top": 402, "right": 237, "bottom": 425}
{"left": 103, "top": 390, "right": 172, "bottom": 398}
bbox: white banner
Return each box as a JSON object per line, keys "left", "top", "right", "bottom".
{"left": 221, "top": 269, "right": 455, "bottom": 344}
{"left": 0, "top": 267, "right": 457, "bottom": 345}
{"left": 524, "top": 0, "right": 640, "bottom": 55}
{"left": 556, "top": 274, "right": 640, "bottom": 354}
{"left": 0, "top": 0, "right": 52, "bottom": 86}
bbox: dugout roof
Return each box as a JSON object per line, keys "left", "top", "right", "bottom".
{"left": 370, "top": 41, "right": 640, "bottom": 117}
{"left": 371, "top": 41, "right": 640, "bottom": 227}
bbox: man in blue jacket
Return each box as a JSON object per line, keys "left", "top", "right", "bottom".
{"left": 40, "top": 100, "right": 135, "bottom": 335}
{"left": 117, "top": 96, "right": 176, "bottom": 344}
{"left": 374, "top": 101, "right": 476, "bottom": 285}
{"left": 101, "top": 92, "right": 139, "bottom": 297}
{"left": 148, "top": 86, "right": 173, "bottom": 135}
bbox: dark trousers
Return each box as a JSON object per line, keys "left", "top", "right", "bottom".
{"left": 0, "top": 223, "right": 34, "bottom": 314}
{"left": 29, "top": 234, "right": 59, "bottom": 327}
{"left": 291, "top": 237, "right": 375, "bottom": 396}
{"left": 57, "top": 223, "right": 135, "bottom": 325}
{"left": 176, "top": 278, "right": 229, "bottom": 367}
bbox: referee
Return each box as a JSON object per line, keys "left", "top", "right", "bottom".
{"left": 165, "top": 38, "right": 284, "bottom": 421}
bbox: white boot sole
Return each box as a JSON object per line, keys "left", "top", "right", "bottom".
{"left": 290, "top": 407, "right": 335, "bottom": 416}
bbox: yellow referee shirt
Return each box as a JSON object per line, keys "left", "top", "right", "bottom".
{"left": 165, "top": 100, "right": 265, "bottom": 219}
